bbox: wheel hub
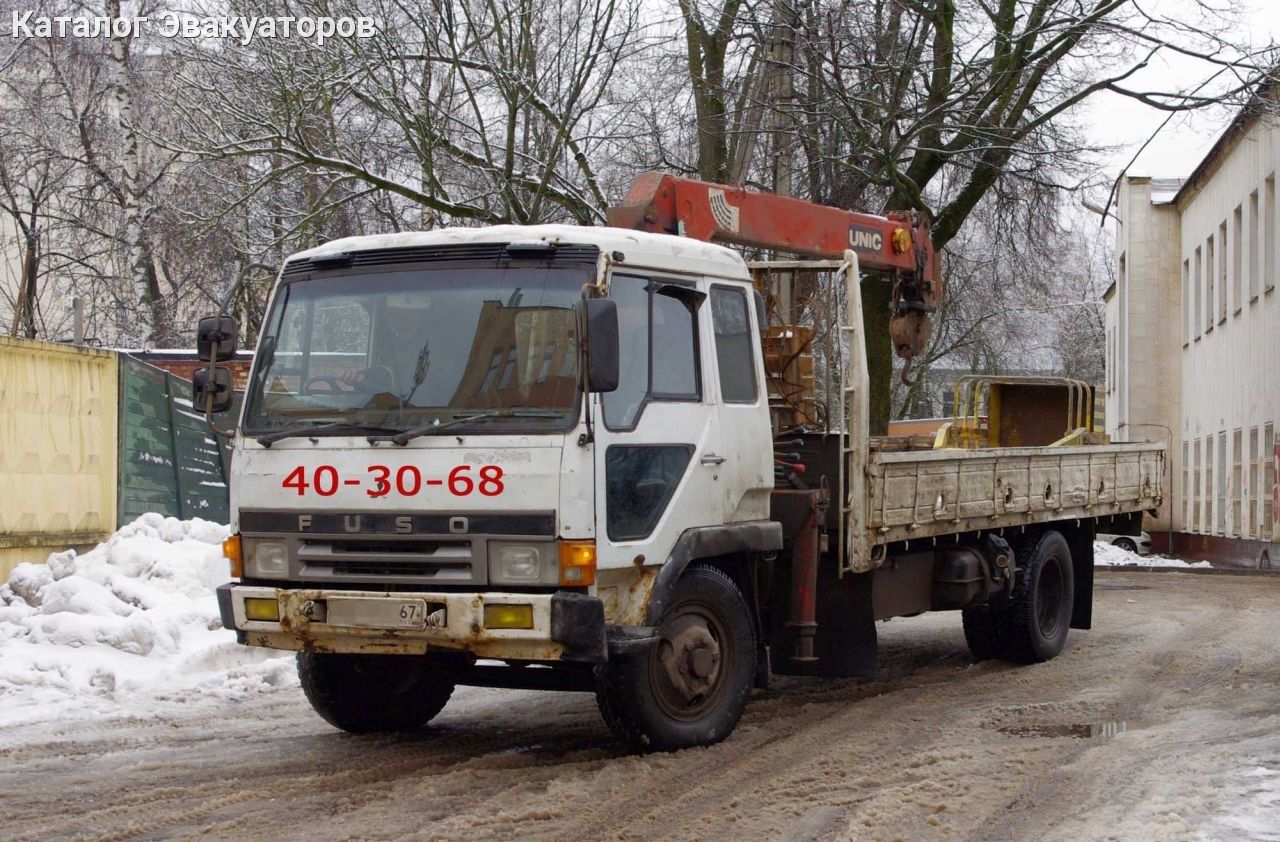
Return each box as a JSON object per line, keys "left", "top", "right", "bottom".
{"left": 659, "top": 618, "right": 721, "bottom": 702}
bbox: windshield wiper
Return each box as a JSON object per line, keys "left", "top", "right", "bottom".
{"left": 373, "top": 409, "right": 565, "bottom": 446}
{"left": 257, "top": 422, "right": 403, "bottom": 446}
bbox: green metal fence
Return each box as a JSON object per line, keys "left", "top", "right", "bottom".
{"left": 117, "top": 356, "right": 239, "bottom": 525}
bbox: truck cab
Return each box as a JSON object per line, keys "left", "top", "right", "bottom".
{"left": 214, "top": 225, "right": 780, "bottom": 748}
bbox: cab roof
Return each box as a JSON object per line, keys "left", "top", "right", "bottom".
{"left": 287, "top": 224, "right": 751, "bottom": 281}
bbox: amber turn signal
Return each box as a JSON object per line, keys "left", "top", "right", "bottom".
{"left": 222, "top": 534, "right": 243, "bottom": 578}
{"left": 558, "top": 540, "right": 596, "bottom": 586}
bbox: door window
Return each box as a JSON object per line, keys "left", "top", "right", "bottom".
{"left": 602, "top": 276, "right": 702, "bottom": 429}
{"left": 652, "top": 289, "right": 699, "bottom": 399}
{"left": 605, "top": 445, "right": 694, "bottom": 540}
{"left": 710, "top": 286, "right": 758, "bottom": 403}
{"left": 601, "top": 278, "right": 650, "bottom": 429}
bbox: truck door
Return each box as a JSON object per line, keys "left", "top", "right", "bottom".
{"left": 592, "top": 273, "right": 726, "bottom": 571}
{"left": 706, "top": 283, "right": 773, "bottom": 523}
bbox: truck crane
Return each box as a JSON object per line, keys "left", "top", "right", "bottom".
{"left": 194, "top": 173, "right": 1163, "bottom": 753}
{"left": 607, "top": 171, "right": 939, "bottom": 369}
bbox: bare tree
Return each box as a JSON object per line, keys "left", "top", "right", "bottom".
{"left": 164, "top": 0, "right": 643, "bottom": 230}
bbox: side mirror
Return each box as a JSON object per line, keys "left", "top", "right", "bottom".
{"left": 192, "top": 365, "right": 234, "bottom": 414}
{"left": 196, "top": 315, "right": 238, "bottom": 362}
{"left": 579, "top": 298, "right": 619, "bottom": 393}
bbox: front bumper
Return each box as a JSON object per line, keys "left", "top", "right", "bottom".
{"left": 217, "top": 583, "right": 605, "bottom": 662}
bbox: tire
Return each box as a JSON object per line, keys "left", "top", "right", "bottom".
{"left": 961, "top": 604, "right": 1005, "bottom": 661}
{"left": 595, "top": 565, "right": 756, "bottom": 752}
{"left": 298, "top": 652, "right": 455, "bottom": 733}
{"left": 1002, "top": 530, "right": 1075, "bottom": 664}
{"left": 1113, "top": 537, "right": 1137, "bottom": 553}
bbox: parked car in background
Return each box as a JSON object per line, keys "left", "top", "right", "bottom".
{"left": 1098, "top": 531, "right": 1153, "bottom": 555}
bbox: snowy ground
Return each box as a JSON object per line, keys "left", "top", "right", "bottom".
{"left": 1093, "top": 540, "right": 1213, "bottom": 569}
{"left": 0, "top": 514, "right": 295, "bottom": 728}
{"left": 1, "top": 522, "right": 1277, "bottom": 840}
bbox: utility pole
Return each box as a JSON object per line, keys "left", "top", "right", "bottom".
{"left": 73, "top": 298, "right": 84, "bottom": 344}
{"left": 768, "top": 0, "right": 797, "bottom": 198}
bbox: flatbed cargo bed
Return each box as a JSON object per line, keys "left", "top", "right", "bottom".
{"left": 864, "top": 439, "right": 1164, "bottom": 547}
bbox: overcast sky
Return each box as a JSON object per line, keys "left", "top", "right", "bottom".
{"left": 1088, "top": 0, "right": 1280, "bottom": 182}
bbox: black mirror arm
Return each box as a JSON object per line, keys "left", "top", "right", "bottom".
{"left": 203, "top": 387, "right": 236, "bottom": 440}
{"left": 203, "top": 276, "right": 248, "bottom": 440}
{"left": 577, "top": 299, "right": 595, "bottom": 447}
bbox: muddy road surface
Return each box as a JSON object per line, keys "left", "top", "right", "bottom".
{"left": 3, "top": 570, "right": 1278, "bottom": 841}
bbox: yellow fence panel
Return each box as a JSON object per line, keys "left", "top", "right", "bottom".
{"left": 0, "top": 337, "right": 118, "bottom": 578}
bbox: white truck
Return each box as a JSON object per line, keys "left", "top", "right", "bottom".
{"left": 196, "top": 175, "right": 1163, "bottom": 752}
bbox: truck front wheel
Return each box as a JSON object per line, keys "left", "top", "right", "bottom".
{"left": 298, "top": 652, "right": 455, "bottom": 733}
{"left": 595, "top": 565, "right": 756, "bottom": 752}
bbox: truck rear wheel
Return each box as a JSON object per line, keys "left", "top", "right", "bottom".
{"left": 595, "top": 565, "right": 756, "bottom": 752}
{"left": 1002, "top": 530, "right": 1075, "bottom": 664}
{"left": 298, "top": 652, "right": 455, "bottom": 733}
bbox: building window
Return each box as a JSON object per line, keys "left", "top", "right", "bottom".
{"left": 1193, "top": 438, "right": 1202, "bottom": 532}
{"left": 1249, "top": 189, "right": 1260, "bottom": 303}
{"left": 1218, "top": 221, "right": 1228, "bottom": 324}
{"left": 1232, "top": 207, "right": 1243, "bottom": 315}
{"left": 1205, "top": 235, "right": 1215, "bottom": 333}
{"left": 1105, "top": 327, "right": 1113, "bottom": 393}
{"left": 1232, "top": 428, "right": 1243, "bottom": 536}
{"left": 1266, "top": 175, "right": 1276, "bottom": 294}
{"left": 1194, "top": 246, "right": 1203, "bottom": 339}
{"left": 1249, "top": 427, "right": 1259, "bottom": 539}
{"left": 1216, "top": 431, "right": 1227, "bottom": 535}
{"left": 1182, "top": 258, "right": 1191, "bottom": 347}
{"left": 1182, "top": 441, "right": 1190, "bottom": 530}
{"left": 1265, "top": 423, "right": 1276, "bottom": 536}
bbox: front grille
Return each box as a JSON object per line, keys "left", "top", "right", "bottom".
{"left": 329, "top": 539, "right": 467, "bottom": 555}
{"left": 329, "top": 560, "right": 466, "bottom": 578}
{"left": 297, "top": 536, "right": 478, "bottom": 582}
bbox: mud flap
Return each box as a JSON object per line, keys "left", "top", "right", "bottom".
{"left": 1066, "top": 524, "right": 1095, "bottom": 630}
{"left": 551, "top": 592, "right": 607, "bottom": 663}
{"left": 770, "top": 563, "right": 877, "bottom": 678}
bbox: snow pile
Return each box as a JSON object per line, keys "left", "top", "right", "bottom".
{"left": 1093, "top": 540, "right": 1211, "bottom": 569}
{"left": 0, "top": 514, "right": 295, "bottom": 725}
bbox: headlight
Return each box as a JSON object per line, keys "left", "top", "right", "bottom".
{"left": 248, "top": 540, "right": 289, "bottom": 577}
{"left": 488, "top": 542, "right": 556, "bottom": 585}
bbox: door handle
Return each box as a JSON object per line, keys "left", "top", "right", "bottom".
{"left": 700, "top": 453, "right": 727, "bottom": 466}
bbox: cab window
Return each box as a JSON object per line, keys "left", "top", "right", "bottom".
{"left": 601, "top": 275, "right": 702, "bottom": 430}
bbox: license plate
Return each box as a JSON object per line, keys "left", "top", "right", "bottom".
{"left": 326, "top": 597, "right": 429, "bottom": 630}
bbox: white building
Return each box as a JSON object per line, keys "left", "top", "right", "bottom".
{"left": 1109, "top": 95, "right": 1280, "bottom": 567}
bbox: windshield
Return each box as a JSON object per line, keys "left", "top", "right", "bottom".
{"left": 242, "top": 263, "right": 587, "bottom": 435}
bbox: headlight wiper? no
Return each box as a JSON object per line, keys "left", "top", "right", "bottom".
{"left": 372, "top": 409, "right": 565, "bottom": 446}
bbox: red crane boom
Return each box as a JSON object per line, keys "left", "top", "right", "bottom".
{"left": 606, "top": 171, "right": 940, "bottom": 363}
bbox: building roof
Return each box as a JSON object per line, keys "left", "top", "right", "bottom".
{"left": 1148, "top": 178, "right": 1186, "bottom": 204}
{"left": 288, "top": 224, "right": 752, "bottom": 280}
{"left": 1172, "top": 77, "right": 1278, "bottom": 205}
